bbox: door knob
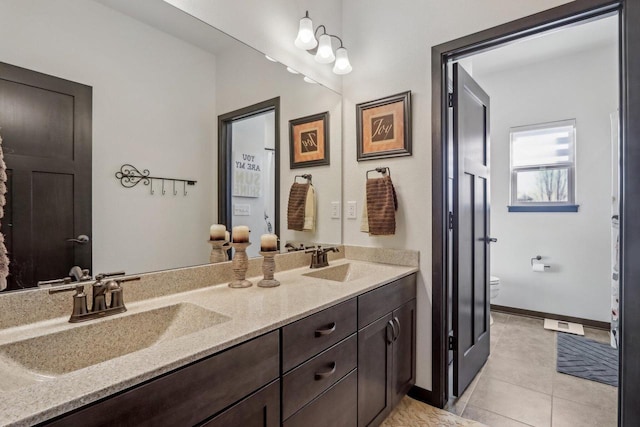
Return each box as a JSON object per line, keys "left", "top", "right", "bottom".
{"left": 66, "top": 235, "right": 90, "bottom": 244}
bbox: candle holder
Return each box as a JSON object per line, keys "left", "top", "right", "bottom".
{"left": 208, "top": 240, "right": 229, "bottom": 264}
{"left": 258, "top": 251, "right": 280, "bottom": 288}
{"left": 229, "top": 242, "right": 253, "bottom": 288}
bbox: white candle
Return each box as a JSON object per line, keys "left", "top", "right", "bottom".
{"left": 210, "top": 224, "right": 226, "bottom": 240}
{"left": 225, "top": 231, "right": 230, "bottom": 242}
{"left": 232, "top": 225, "right": 250, "bottom": 243}
{"left": 260, "top": 234, "right": 278, "bottom": 252}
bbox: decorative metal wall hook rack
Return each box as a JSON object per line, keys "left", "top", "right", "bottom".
{"left": 115, "top": 164, "right": 196, "bottom": 196}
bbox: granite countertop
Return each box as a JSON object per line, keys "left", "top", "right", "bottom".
{"left": 0, "top": 258, "right": 418, "bottom": 426}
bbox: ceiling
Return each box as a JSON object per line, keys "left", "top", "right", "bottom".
{"left": 459, "top": 14, "right": 618, "bottom": 78}
{"left": 96, "top": 0, "right": 242, "bottom": 55}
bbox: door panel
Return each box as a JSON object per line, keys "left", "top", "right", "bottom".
{"left": 392, "top": 299, "right": 416, "bottom": 406}
{"left": 0, "top": 62, "right": 91, "bottom": 290}
{"left": 452, "top": 63, "right": 491, "bottom": 396}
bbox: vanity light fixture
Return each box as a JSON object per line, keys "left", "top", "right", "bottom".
{"left": 294, "top": 11, "right": 352, "bottom": 75}
{"left": 303, "top": 76, "right": 317, "bottom": 84}
{"left": 265, "top": 55, "right": 278, "bottom": 62}
{"left": 286, "top": 66, "right": 300, "bottom": 74}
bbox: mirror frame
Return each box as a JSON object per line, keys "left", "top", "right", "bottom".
{"left": 218, "top": 97, "right": 281, "bottom": 245}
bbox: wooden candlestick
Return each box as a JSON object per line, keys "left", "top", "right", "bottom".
{"left": 208, "top": 240, "right": 229, "bottom": 264}
{"left": 258, "top": 251, "right": 280, "bottom": 288}
{"left": 229, "top": 242, "right": 252, "bottom": 288}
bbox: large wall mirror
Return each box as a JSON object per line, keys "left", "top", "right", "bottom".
{"left": 0, "top": 0, "right": 342, "bottom": 292}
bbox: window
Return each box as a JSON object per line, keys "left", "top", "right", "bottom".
{"left": 509, "top": 120, "right": 578, "bottom": 212}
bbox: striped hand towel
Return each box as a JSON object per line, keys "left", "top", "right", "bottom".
{"left": 364, "top": 175, "right": 397, "bottom": 236}
{"left": 287, "top": 182, "right": 315, "bottom": 231}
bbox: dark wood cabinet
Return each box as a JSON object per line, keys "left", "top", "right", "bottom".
{"left": 392, "top": 299, "right": 417, "bottom": 406}
{"left": 283, "top": 369, "right": 357, "bottom": 427}
{"left": 357, "top": 274, "right": 417, "bottom": 427}
{"left": 41, "top": 273, "right": 417, "bottom": 427}
{"left": 43, "top": 331, "right": 279, "bottom": 427}
{"left": 201, "top": 380, "right": 280, "bottom": 427}
{"left": 357, "top": 314, "right": 394, "bottom": 427}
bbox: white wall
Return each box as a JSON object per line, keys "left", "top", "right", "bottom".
{"left": 0, "top": 0, "right": 217, "bottom": 275}
{"left": 215, "top": 45, "right": 343, "bottom": 247}
{"left": 340, "top": 0, "right": 573, "bottom": 390}
{"left": 473, "top": 45, "right": 617, "bottom": 322}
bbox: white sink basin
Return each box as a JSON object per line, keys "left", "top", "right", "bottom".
{"left": 0, "top": 303, "right": 230, "bottom": 378}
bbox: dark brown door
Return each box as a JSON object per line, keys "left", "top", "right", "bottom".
{"left": 392, "top": 299, "right": 416, "bottom": 406}
{"left": 357, "top": 313, "right": 393, "bottom": 427}
{"left": 451, "top": 63, "right": 491, "bottom": 396}
{"left": 0, "top": 62, "right": 91, "bottom": 290}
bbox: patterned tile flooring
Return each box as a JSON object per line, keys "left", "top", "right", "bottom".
{"left": 381, "top": 396, "right": 486, "bottom": 427}
{"left": 445, "top": 312, "right": 618, "bottom": 427}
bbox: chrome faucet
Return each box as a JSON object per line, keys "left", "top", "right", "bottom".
{"left": 49, "top": 271, "right": 140, "bottom": 323}
{"left": 305, "top": 246, "right": 340, "bottom": 269}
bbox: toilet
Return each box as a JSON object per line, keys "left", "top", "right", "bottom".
{"left": 490, "top": 275, "right": 500, "bottom": 325}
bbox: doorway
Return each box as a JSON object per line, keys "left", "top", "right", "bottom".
{"left": 431, "top": 1, "right": 640, "bottom": 425}
{"left": 218, "top": 98, "right": 280, "bottom": 257}
{"left": 0, "top": 62, "right": 92, "bottom": 291}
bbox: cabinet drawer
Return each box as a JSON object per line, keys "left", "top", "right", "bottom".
{"left": 282, "top": 334, "right": 357, "bottom": 420}
{"left": 44, "top": 331, "right": 279, "bottom": 427}
{"left": 282, "top": 298, "right": 357, "bottom": 372}
{"left": 358, "top": 274, "right": 416, "bottom": 329}
{"left": 201, "top": 380, "right": 280, "bottom": 427}
{"left": 283, "top": 369, "right": 357, "bottom": 427}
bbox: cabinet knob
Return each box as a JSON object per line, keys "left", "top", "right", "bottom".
{"left": 392, "top": 317, "right": 401, "bottom": 341}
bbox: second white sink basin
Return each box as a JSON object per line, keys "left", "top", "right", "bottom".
{"left": 303, "top": 263, "right": 374, "bottom": 283}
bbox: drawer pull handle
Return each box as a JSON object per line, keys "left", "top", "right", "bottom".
{"left": 393, "top": 317, "right": 401, "bottom": 342}
{"left": 387, "top": 320, "right": 395, "bottom": 344}
{"left": 315, "top": 322, "right": 336, "bottom": 337}
{"left": 314, "top": 362, "right": 337, "bottom": 380}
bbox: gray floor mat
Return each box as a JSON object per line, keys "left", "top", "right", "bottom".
{"left": 557, "top": 332, "right": 618, "bottom": 387}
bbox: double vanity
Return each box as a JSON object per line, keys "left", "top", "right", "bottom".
{"left": 0, "top": 246, "right": 418, "bottom": 426}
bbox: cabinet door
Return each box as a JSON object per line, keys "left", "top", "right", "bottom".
{"left": 392, "top": 299, "right": 417, "bottom": 406}
{"left": 357, "top": 314, "right": 393, "bottom": 427}
{"left": 201, "top": 380, "right": 279, "bottom": 427}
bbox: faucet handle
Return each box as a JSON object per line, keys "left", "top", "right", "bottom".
{"left": 38, "top": 277, "right": 72, "bottom": 288}
{"left": 48, "top": 283, "right": 85, "bottom": 295}
{"left": 95, "top": 271, "right": 125, "bottom": 280}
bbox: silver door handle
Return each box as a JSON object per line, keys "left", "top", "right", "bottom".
{"left": 66, "top": 235, "right": 90, "bottom": 244}
{"left": 486, "top": 237, "right": 497, "bottom": 243}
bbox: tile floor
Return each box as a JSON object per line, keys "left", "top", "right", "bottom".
{"left": 446, "top": 312, "right": 618, "bottom": 427}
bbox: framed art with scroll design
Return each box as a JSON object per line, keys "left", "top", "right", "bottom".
{"left": 356, "top": 91, "right": 412, "bottom": 161}
{"left": 289, "top": 111, "right": 330, "bottom": 169}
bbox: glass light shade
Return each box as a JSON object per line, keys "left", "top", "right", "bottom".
{"left": 332, "top": 47, "right": 352, "bottom": 74}
{"left": 315, "top": 34, "right": 335, "bottom": 63}
{"left": 303, "top": 76, "right": 317, "bottom": 84}
{"left": 294, "top": 16, "right": 317, "bottom": 50}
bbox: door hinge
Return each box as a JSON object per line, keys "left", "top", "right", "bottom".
{"left": 448, "top": 93, "right": 454, "bottom": 107}
{"left": 448, "top": 335, "right": 457, "bottom": 351}
{"left": 448, "top": 212, "right": 454, "bottom": 230}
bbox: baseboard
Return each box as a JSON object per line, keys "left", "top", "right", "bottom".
{"left": 408, "top": 385, "right": 440, "bottom": 408}
{"left": 491, "top": 304, "right": 611, "bottom": 330}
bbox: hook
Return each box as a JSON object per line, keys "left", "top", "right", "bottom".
{"left": 161, "top": 179, "right": 166, "bottom": 195}
{"left": 173, "top": 180, "right": 177, "bottom": 196}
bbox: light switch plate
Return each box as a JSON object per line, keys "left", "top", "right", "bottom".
{"left": 347, "top": 201, "right": 357, "bottom": 219}
{"left": 331, "top": 201, "right": 341, "bottom": 219}
{"left": 233, "top": 204, "right": 251, "bottom": 216}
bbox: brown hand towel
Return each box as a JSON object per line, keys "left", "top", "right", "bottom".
{"left": 366, "top": 175, "right": 398, "bottom": 236}
{"left": 287, "top": 182, "right": 309, "bottom": 231}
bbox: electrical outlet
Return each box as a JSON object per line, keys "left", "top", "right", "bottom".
{"left": 331, "top": 201, "right": 341, "bottom": 219}
{"left": 347, "top": 201, "right": 357, "bottom": 219}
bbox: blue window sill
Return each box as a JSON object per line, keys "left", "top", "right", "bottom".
{"left": 508, "top": 205, "right": 579, "bottom": 213}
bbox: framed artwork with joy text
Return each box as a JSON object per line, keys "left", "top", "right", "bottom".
{"left": 356, "top": 91, "right": 412, "bottom": 161}
{"left": 289, "top": 111, "right": 330, "bottom": 169}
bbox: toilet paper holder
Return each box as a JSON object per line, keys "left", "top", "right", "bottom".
{"left": 531, "top": 255, "right": 551, "bottom": 269}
